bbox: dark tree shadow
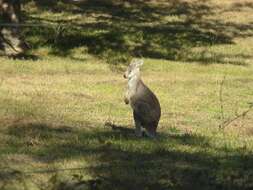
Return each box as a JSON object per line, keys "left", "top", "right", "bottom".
{"left": 7, "top": 53, "right": 39, "bottom": 60}
{"left": 2, "top": 121, "right": 253, "bottom": 189}
{"left": 20, "top": 0, "right": 253, "bottom": 65}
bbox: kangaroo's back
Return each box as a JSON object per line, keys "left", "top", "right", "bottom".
{"left": 131, "top": 80, "right": 161, "bottom": 127}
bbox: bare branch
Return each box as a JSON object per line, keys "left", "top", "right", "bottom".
{"left": 219, "top": 104, "right": 253, "bottom": 129}
{"left": 219, "top": 75, "right": 226, "bottom": 125}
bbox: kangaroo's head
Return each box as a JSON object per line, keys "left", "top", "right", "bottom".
{"left": 123, "top": 59, "right": 144, "bottom": 80}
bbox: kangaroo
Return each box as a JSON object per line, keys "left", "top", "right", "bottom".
{"left": 123, "top": 59, "right": 161, "bottom": 138}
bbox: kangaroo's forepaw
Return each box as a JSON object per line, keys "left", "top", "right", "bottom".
{"left": 124, "top": 98, "right": 129, "bottom": 104}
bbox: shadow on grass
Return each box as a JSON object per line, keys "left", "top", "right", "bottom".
{"left": 1, "top": 122, "right": 253, "bottom": 189}
{"left": 21, "top": 0, "right": 253, "bottom": 65}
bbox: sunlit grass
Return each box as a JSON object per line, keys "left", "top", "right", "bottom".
{"left": 0, "top": 53, "right": 253, "bottom": 189}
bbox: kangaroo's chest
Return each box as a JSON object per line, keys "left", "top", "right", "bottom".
{"left": 127, "top": 78, "right": 139, "bottom": 97}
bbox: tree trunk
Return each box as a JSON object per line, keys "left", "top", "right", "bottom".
{"left": 0, "top": 0, "right": 26, "bottom": 56}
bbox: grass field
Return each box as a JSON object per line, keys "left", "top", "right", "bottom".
{"left": 0, "top": 0, "right": 253, "bottom": 189}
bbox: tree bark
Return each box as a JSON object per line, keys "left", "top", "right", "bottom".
{"left": 0, "top": 0, "right": 26, "bottom": 56}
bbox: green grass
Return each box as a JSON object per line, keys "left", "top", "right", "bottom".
{"left": 0, "top": 56, "right": 253, "bottom": 190}
{"left": 1, "top": 0, "right": 253, "bottom": 189}
{"left": 22, "top": 0, "right": 253, "bottom": 65}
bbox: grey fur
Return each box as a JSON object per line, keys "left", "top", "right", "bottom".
{"left": 124, "top": 59, "right": 161, "bottom": 138}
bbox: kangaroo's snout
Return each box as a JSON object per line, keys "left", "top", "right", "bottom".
{"left": 123, "top": 73, "right": 127, "bottom": 79}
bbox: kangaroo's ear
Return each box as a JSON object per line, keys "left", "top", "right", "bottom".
{"left": 137, "top": 59, "right": 144, "bottom": 66}
{"left": 130, "top": 59, "right": 144, "bottom": 67}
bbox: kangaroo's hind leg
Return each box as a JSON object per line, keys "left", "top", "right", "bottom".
{"left": 144, "top": 122, "right": 158, "bottom": 138}
{"left": 133, "top": 111, "right": 143, "bottom": 137}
